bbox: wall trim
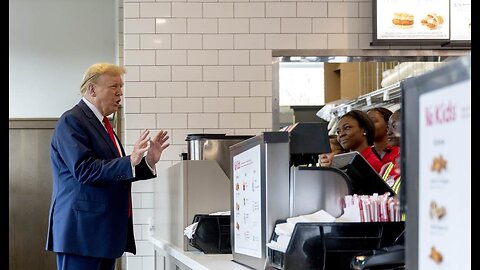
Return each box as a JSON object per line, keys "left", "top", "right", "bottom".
{"left": 9, "top": 119, "right": 58, "bottom": 129}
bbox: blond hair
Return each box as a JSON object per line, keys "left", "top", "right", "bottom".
{"left": 80, "top": 63, "right": 126, "bottom": 95}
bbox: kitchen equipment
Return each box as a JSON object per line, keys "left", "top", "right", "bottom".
{"left": 189, "top": 214, "right": 231, "bottom": 254}
{"left": 153, "top": 134, "right": 254, "bottom": 252}
{"left": 186, "top": 134, "right": 253, "bottom": 178}
{"left": 230, "top": 122, "right": 351, "bottom": 269}
{"left": 268, "top": 221, "right": 405, "bottom": 270}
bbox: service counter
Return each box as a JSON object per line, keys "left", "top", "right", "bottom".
{"left": 151, "top": 160, "right": 251, "bottom": 270}
{"left": 150, "top": 135, "right": 405, "bottom": 270}
{"left": 149, "top": 235, "right": 250, "bottom": 270}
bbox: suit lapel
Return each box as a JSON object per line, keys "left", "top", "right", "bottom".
{"left": 113, "top": 133, "right": 126, "bottom": 157}
{"left": 77, "top": 100, "right": 122, "bottom": 157}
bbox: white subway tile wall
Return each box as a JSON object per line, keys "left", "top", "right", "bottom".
{"left": 120, "top": 0, "right": 379, "bottom": 269}
{"left": 171, "top": 129, "right": 203, "bottom": 144}
{"left": 124, "top": 98, "right": 141, "bottom": 114}
{"left": 204, "top": 97, "right": 235, "bottom": 112}
{"left": 219, "top": 19, "right": 249, "bottom": 33}
{"left": 140, "top": 98, "right": 172, "bottom": 113}
{"left": 156, "top": 82, "right": 188, "bottom": 97}
{"left": 187, "top": 82, "right": 219, "bottom": 96}
{"left": 125, "top": 35, "right": 141, "bottom": 50}
{"left": 187, "top": 113, "right": 219, "bottom": 128}
{"left": 187, "top": 50, "right": 219, "bottom": 65}
{"left": 156, "top": 19, "right": 187, "bottom": 34}
{"left": 140, "top": 3, "right": 171, "bottom": 18}
{"left": 171, "top": 97, "right": 203, "bottom": 112}
{"left": 203, "top": 34, "right": 234, "bottom": 49}
{"left": 140, "top": 66, "right": 172, "bottom": 81}
{"left": 219, "top": 50, "right": 250, "bottom": 65}
{"left": 124, "top": 3, "right": 140, "bottom": 18}
{"left": 140, "top": 34, "right": 172, "bottom": 50}
{"left": 124, "top": 66, "right": 140, "bottom": 81}
{"left": 155, "top": 50, "right": 187, "bottom": 65}
{"left": 203, "top": 3, "right": 234, "bottom": 18}
{"left": 297, "top": 34, "right": 328, "bottom": 49}
{"left": 219, "top": 81, "right": 250, "bottom": 96}
{"left": 124, "top": 82, "right": 156, "bottom": 97}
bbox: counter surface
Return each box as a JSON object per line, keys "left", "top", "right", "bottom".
{"left": 149, "top": 235, "right": 252, "bottom": 270}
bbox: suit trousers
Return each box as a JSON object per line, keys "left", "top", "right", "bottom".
{"left": 56, "top": 253, "right": 116, "bottom": 270}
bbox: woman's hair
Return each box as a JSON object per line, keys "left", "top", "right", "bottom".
{"left": 367, "top": 107, "right": 393, "bottom": 124}
{"left": 80, "top": 63, "right": 126, "bottom": 95}
{"left": 340, "top": 110, "right": 376, "bottom": 146}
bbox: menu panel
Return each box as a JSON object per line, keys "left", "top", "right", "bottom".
{"left": 376, "top": 0, "right": 449, "bottom": 40}
{"left": 450, "top": 0, "right": 471, "bottom": 41}
{"left": 418, "top": 80, "right": 471, "bottom": 269}
{"left": 233, "top": 145, "right": 262, "bottom": 258}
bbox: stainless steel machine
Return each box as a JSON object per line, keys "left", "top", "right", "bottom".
{"left": 185, "top": 134, "right": 253, "bottom": 179}
{"left": 154, "top": 134, "right": 253, "bottom": 251}
{"left": 229, "top": 123, "right": 352, "bottom": 269}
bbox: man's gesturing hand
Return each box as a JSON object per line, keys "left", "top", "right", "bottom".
{"left": 146, "top": 130, "right": 170, "bottom": 168}
{"left": 130, "top": 129, "right": 151, "bottom": 167}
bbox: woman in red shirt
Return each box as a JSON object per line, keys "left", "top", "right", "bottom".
{"left": 335, "top": 110, "right": 383, "bottom": 173}
{"left": 367, "top": 107, "right": 400, "bottom": 165}
{"left": 380, "top": 109, "right": 402, "bottom": 193}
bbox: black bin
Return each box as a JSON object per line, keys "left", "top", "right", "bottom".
{"left": 188, "top": 214, "right": 232, "bottom": 254}
{"left": 267, "top": 221, "right": 405, "bottom": 270}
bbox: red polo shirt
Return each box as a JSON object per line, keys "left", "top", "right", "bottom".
{"left": 381, "top": 145, "right": 400, "bottom": 165}
{"left": 360, "top": 146, "right": 383, "bottom": 173}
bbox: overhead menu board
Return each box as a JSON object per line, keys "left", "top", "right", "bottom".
{"left": 372, "top": 0, "right": 470, "bottom": 46}
{"left": 450, "top": 0, "right": 471, "bottom": 41}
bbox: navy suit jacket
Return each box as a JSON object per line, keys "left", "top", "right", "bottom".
{"left": 46, "top": 100, "right": 156, "bottom": 258}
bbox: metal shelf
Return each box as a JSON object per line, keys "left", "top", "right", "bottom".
{"left": 330, "top": 82, "right": 401, "bottom": 117}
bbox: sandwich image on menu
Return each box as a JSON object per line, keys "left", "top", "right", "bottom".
{"left": 421, "top": 13, "right": 444, "bottom": 30}
{"left": 392, "top": 12, "right": 414, "bottom": 29}
{"left": 430, "top": 246, "right": 443, "bottom": 264}
{"left": 431, "top": 154, "right": 447, "bottom": 173}
{"left": 429, "top": 201, "right": 446, "bottom": 220}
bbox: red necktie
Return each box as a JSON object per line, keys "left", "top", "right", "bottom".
{"left": 103, "top": 116, "right": 121, "bottom": 156}
{"left": 103, "top": 116, "right": 132, "bottom": 218}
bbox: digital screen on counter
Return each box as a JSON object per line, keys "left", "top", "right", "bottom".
{"left": 232, "top": 144, "right": 262, "bottom": 258}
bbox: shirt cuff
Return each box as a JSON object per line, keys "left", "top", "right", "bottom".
{"left": 131, "top": 162, "right": 136, "bottom": 178}
{"left": 146, "top": 159, "right": 157, "bottom": 175}
{"left": 130, "top": 158, "right": 157, "bottom": 178}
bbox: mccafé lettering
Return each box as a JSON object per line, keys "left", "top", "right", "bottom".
{"left": 425, "top": 102, "right": 456, "bottom": 126}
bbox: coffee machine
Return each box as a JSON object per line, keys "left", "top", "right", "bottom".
{"left": 154, "top": 134, "right": 252, "bottom": 251}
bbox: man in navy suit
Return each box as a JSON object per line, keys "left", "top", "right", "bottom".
{"left": 46, "top": 63, "right": 170, "bottom": 270}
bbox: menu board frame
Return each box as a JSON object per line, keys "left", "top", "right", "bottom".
{"left": 372, "top": 0, "right": 470, "bottom": 46}
{"left": 401, "top": 55, "right": 470, "bottom": 270}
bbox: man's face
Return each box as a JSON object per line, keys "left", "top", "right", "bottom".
{"left": 91, "top": 74, "right": 123, "bottom": 116}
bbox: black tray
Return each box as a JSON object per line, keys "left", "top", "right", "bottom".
{"left": 267, "top": 221, "right": 405, "bottom": 270}
{"left": 188, "top": 214, "right": 231, "bottom": 254}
